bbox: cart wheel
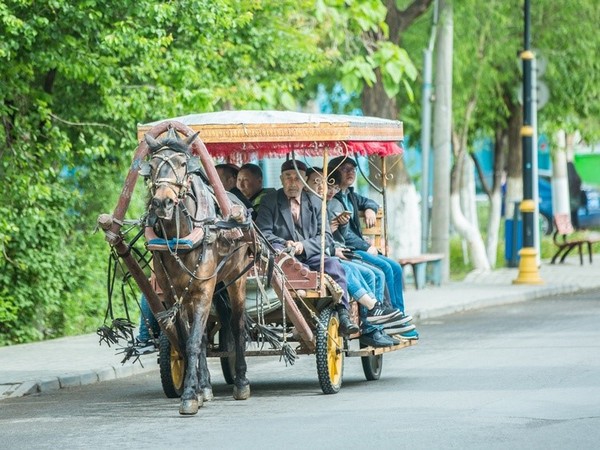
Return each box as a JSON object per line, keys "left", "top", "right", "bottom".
{"left": 159, "top": 333, "right": 185, "bottom": 398}
{"left": 315, "top": 306, "right": 344, "bottom": 394}
{"left": 219, "top": 326, "right": 236, "bottom": 385}
{"left": 360, "top": 341, "right": 383, "bottom": 381}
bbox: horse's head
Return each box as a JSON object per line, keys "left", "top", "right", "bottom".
{"left": 142, "top": 129, "right": 203, "bottom": 221}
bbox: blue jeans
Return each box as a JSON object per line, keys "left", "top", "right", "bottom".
{"left": 138, "top": 294, "right": 160, "bottom": 342}
{"left": 340, "top": 260, "right": 381, "bottom": 334}
{"left": 344, "top": 259, "right": 386, "bottom": 303}
{"left": 355, "top": 251, "right": 405, "bottom": 312}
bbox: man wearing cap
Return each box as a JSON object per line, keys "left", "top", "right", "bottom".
{"left": 328, "top": 156, "right": 417, "bottom": 339}
{"left": 255, "top": 159, "right": 359, "bottom": 335}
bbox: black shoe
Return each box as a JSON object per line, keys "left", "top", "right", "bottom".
{"left": 360, "top": 330, "right": 396, "bottom": 348}
{"left": 336, "top": 306, "right": 360, "bottom": 336}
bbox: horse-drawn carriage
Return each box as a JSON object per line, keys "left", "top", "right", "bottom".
{"left": 97, "top": 110, "right": 417, "bottom": 415}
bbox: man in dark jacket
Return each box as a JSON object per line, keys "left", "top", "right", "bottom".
{"left": 215, "top": 163, "right": 253, "bottom": 209}
{"left": 329, "top": 156, "right": 416, "bottom": 339}
{"left": 256, "top": 159, "right": 359, "bottom": 335}
{"left": 237, "top": 163, "right": 275, "bottom": 220}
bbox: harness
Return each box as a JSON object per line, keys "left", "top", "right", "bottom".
{"left": 143, "top": 143, "right": 257, "bottom": 316}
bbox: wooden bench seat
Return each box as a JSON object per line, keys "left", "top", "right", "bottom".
{"left": 398, "top": 253, "right": 444, "bottom": 290}
{"left": 551, "top": 213, "right": 600, "bottom": 265}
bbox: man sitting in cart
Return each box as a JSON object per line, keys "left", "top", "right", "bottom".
{"left": 327, "top": 169, "right": 417, "bottom": 342}
{"left": 215, "top": 163, "right": 253, "bottom": 209}
{"left": 328, "top": 156, "right": 418, "bottom": 339}
{"left": 255, "top": 160, "right": 359, "bottom": 336}
{"left": 305, "top": 166, "right": 324, "bottom": 196}
{"left": 237, "top": 163, "right": 274, "bottom": 219}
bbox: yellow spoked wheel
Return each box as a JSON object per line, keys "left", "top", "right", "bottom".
{"left": 315, "top": 306, "right": 344, "bottom": 394}
{"left": 159, "top": 333, "right": 185, "bottom": 398}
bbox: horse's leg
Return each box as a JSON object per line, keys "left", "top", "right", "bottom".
{"left": 179, "top": 300, "right": 208, "bottom": 415}
{"left": 228, "top": 277, "right": 250, "bottom": 400}
{"left": 197, "top": 332, "right": 214, "bottom": 402}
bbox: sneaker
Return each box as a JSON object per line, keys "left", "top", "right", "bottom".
{"left": 398, "top": 329, "right": 419, "bottom": 340}
{"left": 365, "top": 303, "right": 402, "bottom": 324}
{"left": 381, "top": 313, "right": 413, "bottom": 328}
{"left": 360, "top": 329, "right": 397, "bottom": 348}
{"left": 383, "top": 322, "right": 416, "bottom": 335}
{"left": 134, "top": 339, "right": 157, "bottom": 354}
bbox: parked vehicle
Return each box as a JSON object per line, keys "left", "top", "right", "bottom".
{"left": 538, "top": 173, "right": 600, "bottom": 234}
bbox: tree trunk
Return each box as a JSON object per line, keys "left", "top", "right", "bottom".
{"left": 551, "top": 130, "right": 571, "bottom": 217}
{"left": 451, "top": 151, "right": 491, "bottom": 270}
{"left": 362, "top": 74, "right": 419, "bottom": 259}
{"left": 504, "top": 99, "right": 523, "bottom": 220}
{"left": 360, "top": 0, "right": 434, "bottom": 259}
{"left": 430, "top": 2, "right": 453, "bottom": 280}
{"left": 460, "top": 154, "right": 478, "bottom": 231}
{"left": 485, "top": 128, "right": 507, "bottom": 267}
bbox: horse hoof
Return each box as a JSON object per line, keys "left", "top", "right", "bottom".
{"left": 179, "top": 398, "right": 200, "bottom": 415}
{"left": 201, "top": 388, "right": 214, "bottom": 402}
{"left": 233, "top": 384, "right": 251, "bottom": 400}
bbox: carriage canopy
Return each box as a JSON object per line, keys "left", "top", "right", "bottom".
{"left": 137, "top": 110, "right": 403, "bottom": 159}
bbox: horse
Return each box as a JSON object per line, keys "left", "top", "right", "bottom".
{"left": 143, "top": 128, "right": 252, "bottom": 415}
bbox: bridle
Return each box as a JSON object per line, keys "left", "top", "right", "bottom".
{"left": 147, "top": 146, "right": 192, "bottom": 201}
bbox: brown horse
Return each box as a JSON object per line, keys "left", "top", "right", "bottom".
{"left": 143, "top": 128, "right": 252, "bottom": 415}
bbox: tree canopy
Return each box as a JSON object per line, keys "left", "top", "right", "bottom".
{"left": 1, "top": 0, "right": 598, "bottom": 343}
{"left": 0, "top": 0, "right": 328, "bottom": 344}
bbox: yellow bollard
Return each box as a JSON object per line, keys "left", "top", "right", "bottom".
{"left": 513, "top": 199, "right": 544, "bottom": 285}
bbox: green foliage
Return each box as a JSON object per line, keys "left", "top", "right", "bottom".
{"left": 0, "top": 0, "right": 327, "bottom": 344}
{"left": 311, "top": 0, "right": 418, "bottom": 107}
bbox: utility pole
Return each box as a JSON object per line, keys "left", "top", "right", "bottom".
{"left": 514, "top": 0, "right": 543, "bottom": 284}
{"left": 430, "top": 0, "right": 452, "bottom": 281}
{"left": 420, "top": 0, "right": 439, "bottom": 253}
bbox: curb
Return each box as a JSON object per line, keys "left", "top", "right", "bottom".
{"left": 1, "top": 354, "right": 158, "bottom": 401}
{"left": 412, "top": 283, "right": 582, "bottom": 322}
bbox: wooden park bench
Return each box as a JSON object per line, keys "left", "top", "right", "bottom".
{"left": 551, "top": 213, "right": 600, "bottom": 265}
{"left": 398, "top": 253, "right": 444, "bottom": 290}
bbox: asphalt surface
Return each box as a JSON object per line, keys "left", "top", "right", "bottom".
{"left": 1, "top": 289, "right": 598, "bottom": 449}
{"left": 0, "top": 256, "right": 598, "bottom": 401}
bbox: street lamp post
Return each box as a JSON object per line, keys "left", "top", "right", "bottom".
{"left": 514, "top": 0, "right": 543, "bottom": 284}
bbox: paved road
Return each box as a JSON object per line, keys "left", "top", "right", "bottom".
{"left": 1, "top": 289, "right": 599, "bottom": 449}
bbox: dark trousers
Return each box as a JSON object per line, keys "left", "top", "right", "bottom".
{"left": 304, "top": 254, "right": 349, "bottom": 309}
{"left": 273, "top": 244, "right": 349, "bottom": 309}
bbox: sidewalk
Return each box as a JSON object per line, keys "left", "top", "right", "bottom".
{"left": 1, "top": 257, "right": 598, "bottom": 401}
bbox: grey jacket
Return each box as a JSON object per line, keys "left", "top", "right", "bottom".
{"left": 333, "top": 187, "right": 379, "bottom": 251}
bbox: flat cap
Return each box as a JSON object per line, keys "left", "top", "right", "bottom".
{"left": 328, "top": 156, "right": 357, "bottom": 173}
{"left": 281, "top": 159, "right": 307, "bottom": 173}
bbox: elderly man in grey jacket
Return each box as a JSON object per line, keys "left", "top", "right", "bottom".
{"left": 256, "top": 159, "right": 359, "bottom": 335}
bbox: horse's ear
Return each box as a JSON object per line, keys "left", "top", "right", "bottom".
{"left": 187, "top": 156, "right": 203, "bottom": 174}
{"left": 144, "top": 134, "right": 161, "bottom": 152}
{"left": 138, "top": 161, "right": 152, "bottom": 177}
{"left": 184, "top": 132, "right": 200, "bottom": 147}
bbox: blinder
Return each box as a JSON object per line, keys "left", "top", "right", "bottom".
{"left": 139, "top": 161, "right": 152, "bottom": 178}
{"left": 186, "top": 156, "right": 202, "bottom": 175}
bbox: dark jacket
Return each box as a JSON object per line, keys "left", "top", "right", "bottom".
{"left": 334, "top": 187, "right": 379, "bottom": 251}
{"left": 255, "top": 189, "right": 334, "bottom": 260}
{"left": 230, "top": 187, "right": 253, "bottom": 209}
